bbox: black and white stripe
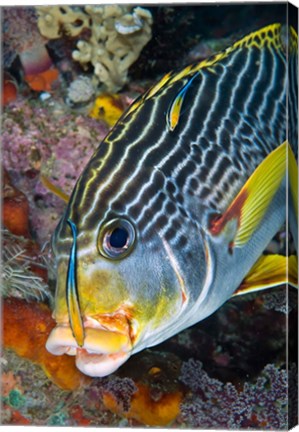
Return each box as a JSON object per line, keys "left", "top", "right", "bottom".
{"left": 54, "top": 24, "right": 297, "bottom": 257}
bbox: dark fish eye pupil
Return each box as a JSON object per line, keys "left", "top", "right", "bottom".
{"left": 109, "top": 227, "right": 128, "bottom": 249}
{"left": 99, "top": 218, "right": 135, "bottom": 259}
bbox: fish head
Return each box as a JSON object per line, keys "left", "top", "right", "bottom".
{"left": 46, "top": 191, "right": 205, "bottom": 377}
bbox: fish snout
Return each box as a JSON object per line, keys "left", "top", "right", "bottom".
{"left": 46, "top": 316, "right": 132, "bottom": 377}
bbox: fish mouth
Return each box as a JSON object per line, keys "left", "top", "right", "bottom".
{"left": 46, "top": 316, "right": 132, "bottom": 377}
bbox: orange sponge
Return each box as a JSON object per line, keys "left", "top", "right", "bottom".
{"left": 103, "top": 382, "right": 182, "bottom": 426}
{"left": 3, "top": 169, "right": 30, "bottom": 238}
{"left": 3, "top": 298, "right": 89, "bottom": 390}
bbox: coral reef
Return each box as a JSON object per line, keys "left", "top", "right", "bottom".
{"left": 102, "top": 381, "right": 182, "bottom": 426}
{"left": 35, "top": 5, "right": 90, "bottom": 39}
{"left": 36, "top": 5, "right": 153, "bottom": 92}
{"left": 89, "top": 93, "right": 126, "bottom": 127}
{"left": 1, "top": 349, "right": 120, "bottom": 426}
{"left": 3, "top": 7, "right": 42, "bottom": 67}
{"left": 1, "top": 259, "right": 295, "bottom": 427}
{"left": 66, "top": 75, "right": 95, "bottom": 108}
{"left": 79, "top": 350, "right": 183, "bottom": 426}
{"left": 2, "top": 98, "right": 109, "bottom": 245}
{"left": 2, "top": 229, "right": 50, "bottom": 302}
{"left": 3, "top": 297, "right": 89, "bottom": 390}
{"left": 101, "top": 377, "right": 138, "bottom": 413}
{"left": 2, "top": 4, "right": 297, "bottom": 428}
{"left": 2, "top": 72, "right": 18, "bottom": 106}
{"left": 263, "top": 288, "right": 295, "bottom": 314}
{"left": 179, "top": 359, "right": 290, "bottom": 429}
{"left": 24, "top": 68, "right": 59, "bottom": 93}
{"left": 3, "top": 169, "right": 30, "bottom": 237}
{"left": 3, "top": 7, "right": 59, "bottom": 92}
{"left": 101, "top": 351, "right": 183, "bottom": 426}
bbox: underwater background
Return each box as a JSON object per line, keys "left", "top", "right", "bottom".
{"left": 1, "top": 3, "right": 298, "bottom": 428}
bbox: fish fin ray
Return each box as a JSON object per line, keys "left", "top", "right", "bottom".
{"left": 233, "top": 254, "right": 298, "bottom": 297}
{"left": 288, "top": 145, "right": 298, "bottom": 220}
{"left": 41, "top": 174, "right": 69, "bottom": 203}
{"left": 209, "top": 141, "right": 287, "bottom": 247}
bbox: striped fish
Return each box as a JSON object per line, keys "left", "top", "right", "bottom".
{"left": 46, "top": 24, "right": 298, "bottom": 377}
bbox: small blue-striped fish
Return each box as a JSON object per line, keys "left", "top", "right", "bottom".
{"left": 46, "top": 24, "right": 298, "bottom": 377}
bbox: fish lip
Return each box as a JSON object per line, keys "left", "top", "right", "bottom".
{"left": 46, "top": 323, "right": 132, "bottom": 355}
{"left": 45, "top": 314, "right": 134, "bottom": 376}
{"left": 75, "top": 349, "right": 131, "bottom": 377}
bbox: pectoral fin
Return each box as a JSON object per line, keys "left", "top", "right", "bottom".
{"left": 209, "top": 141, "right": 287, "bottom": 247}
{"left": 233, "top": 254, "right": 298, "bottom": 297}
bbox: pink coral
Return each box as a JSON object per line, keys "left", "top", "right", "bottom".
{"left": 179, "top": 359, "right": 292, "bottom": 429}
{"left": 2, "top": 98, "right": 109, "bottom": 245}
{"left": 3, "top": 7, "right": 60, "bottom": 92}
{"left": 3, "top": 7, "right": 51, "bottom": 73}
{"left": 3, "top": 8, "right": 42, "bottom": 54}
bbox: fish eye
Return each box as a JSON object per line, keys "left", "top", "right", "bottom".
{"left": 98, "top": 218, "right": 136, "bottom": 259}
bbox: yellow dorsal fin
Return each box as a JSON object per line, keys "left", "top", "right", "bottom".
{"left": 40, "top": 174, "right": 69, "bottom": 203}
{"left": 209, "top": 141, "right": 287, "bottom": 247}
{"left": 146, "top": 71, "right": 172, "bottom": 100}
{"left": 233, "top": 254, "right": 298, "bottom": 296}
{"left": 168, "top": 24, "right": 285, "bottom": 85}
{"left": 288, "top": 145, "right": 298, "bottom": 219}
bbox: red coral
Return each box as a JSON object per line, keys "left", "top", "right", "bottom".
{"left": 2, "top": 72, "right": 18, "bottom": 106}
{"left": 70, "top": 405, "right": 91, "bottom": 426}
{"left": 10, "top": 409, "right": 31, "bottom": 425}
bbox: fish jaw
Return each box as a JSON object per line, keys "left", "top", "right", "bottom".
{"left": 76, "top": 349, "right": 130, "bottom": 377}
{"left": 46, "top": 315, "right": 133, "bottom": 377}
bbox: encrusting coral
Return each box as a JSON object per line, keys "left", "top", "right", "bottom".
{"left": 89, "top": 93, "right": 126, "bottom": 127}
{"left": 36, "top": 5, "right": 153, "bottom": 92}
{"left": 102, "top": 376, "right": 182, "bottom": 426}
{"left": 3, "top": 169, "right": 30, "bottom": 238}
{"left": 2, "top": 169, "right": 52, "bottom": 301}
{"left": 178, "top": 358, "right": 293, "bottom": 429}
{"left": 2, "top": 99, "right": 109, "bottom": 245}
{"left": 3, "top": 72, "right": 18, "bottom": 106}
{"left": 3, "top": 7, "right": 59, "bottom": 92}
{"left": 66, "top": 75, "right": 95, "bottom": 108}
{"left": 3, "top": 297, "right": 89, "bottom": 391}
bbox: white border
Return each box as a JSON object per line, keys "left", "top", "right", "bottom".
{"left": 1, "top": 1, "right": 298, "bottom": 432}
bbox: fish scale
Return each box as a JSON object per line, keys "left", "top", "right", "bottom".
{"left": 53, "top": 24, "right": 296, "bottom": 258}
{"left": 67, "top": 29, "right": 286, "bottom": 244}
{"left": 47, "top": 23, "right": 298, "bottom": 378}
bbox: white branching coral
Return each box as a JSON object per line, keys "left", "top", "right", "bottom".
{"left": 36, "top": 5, "right": 153, "bottom": 92}
{"left": 35, "top": 5, "right": 89, "bottom": 39}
